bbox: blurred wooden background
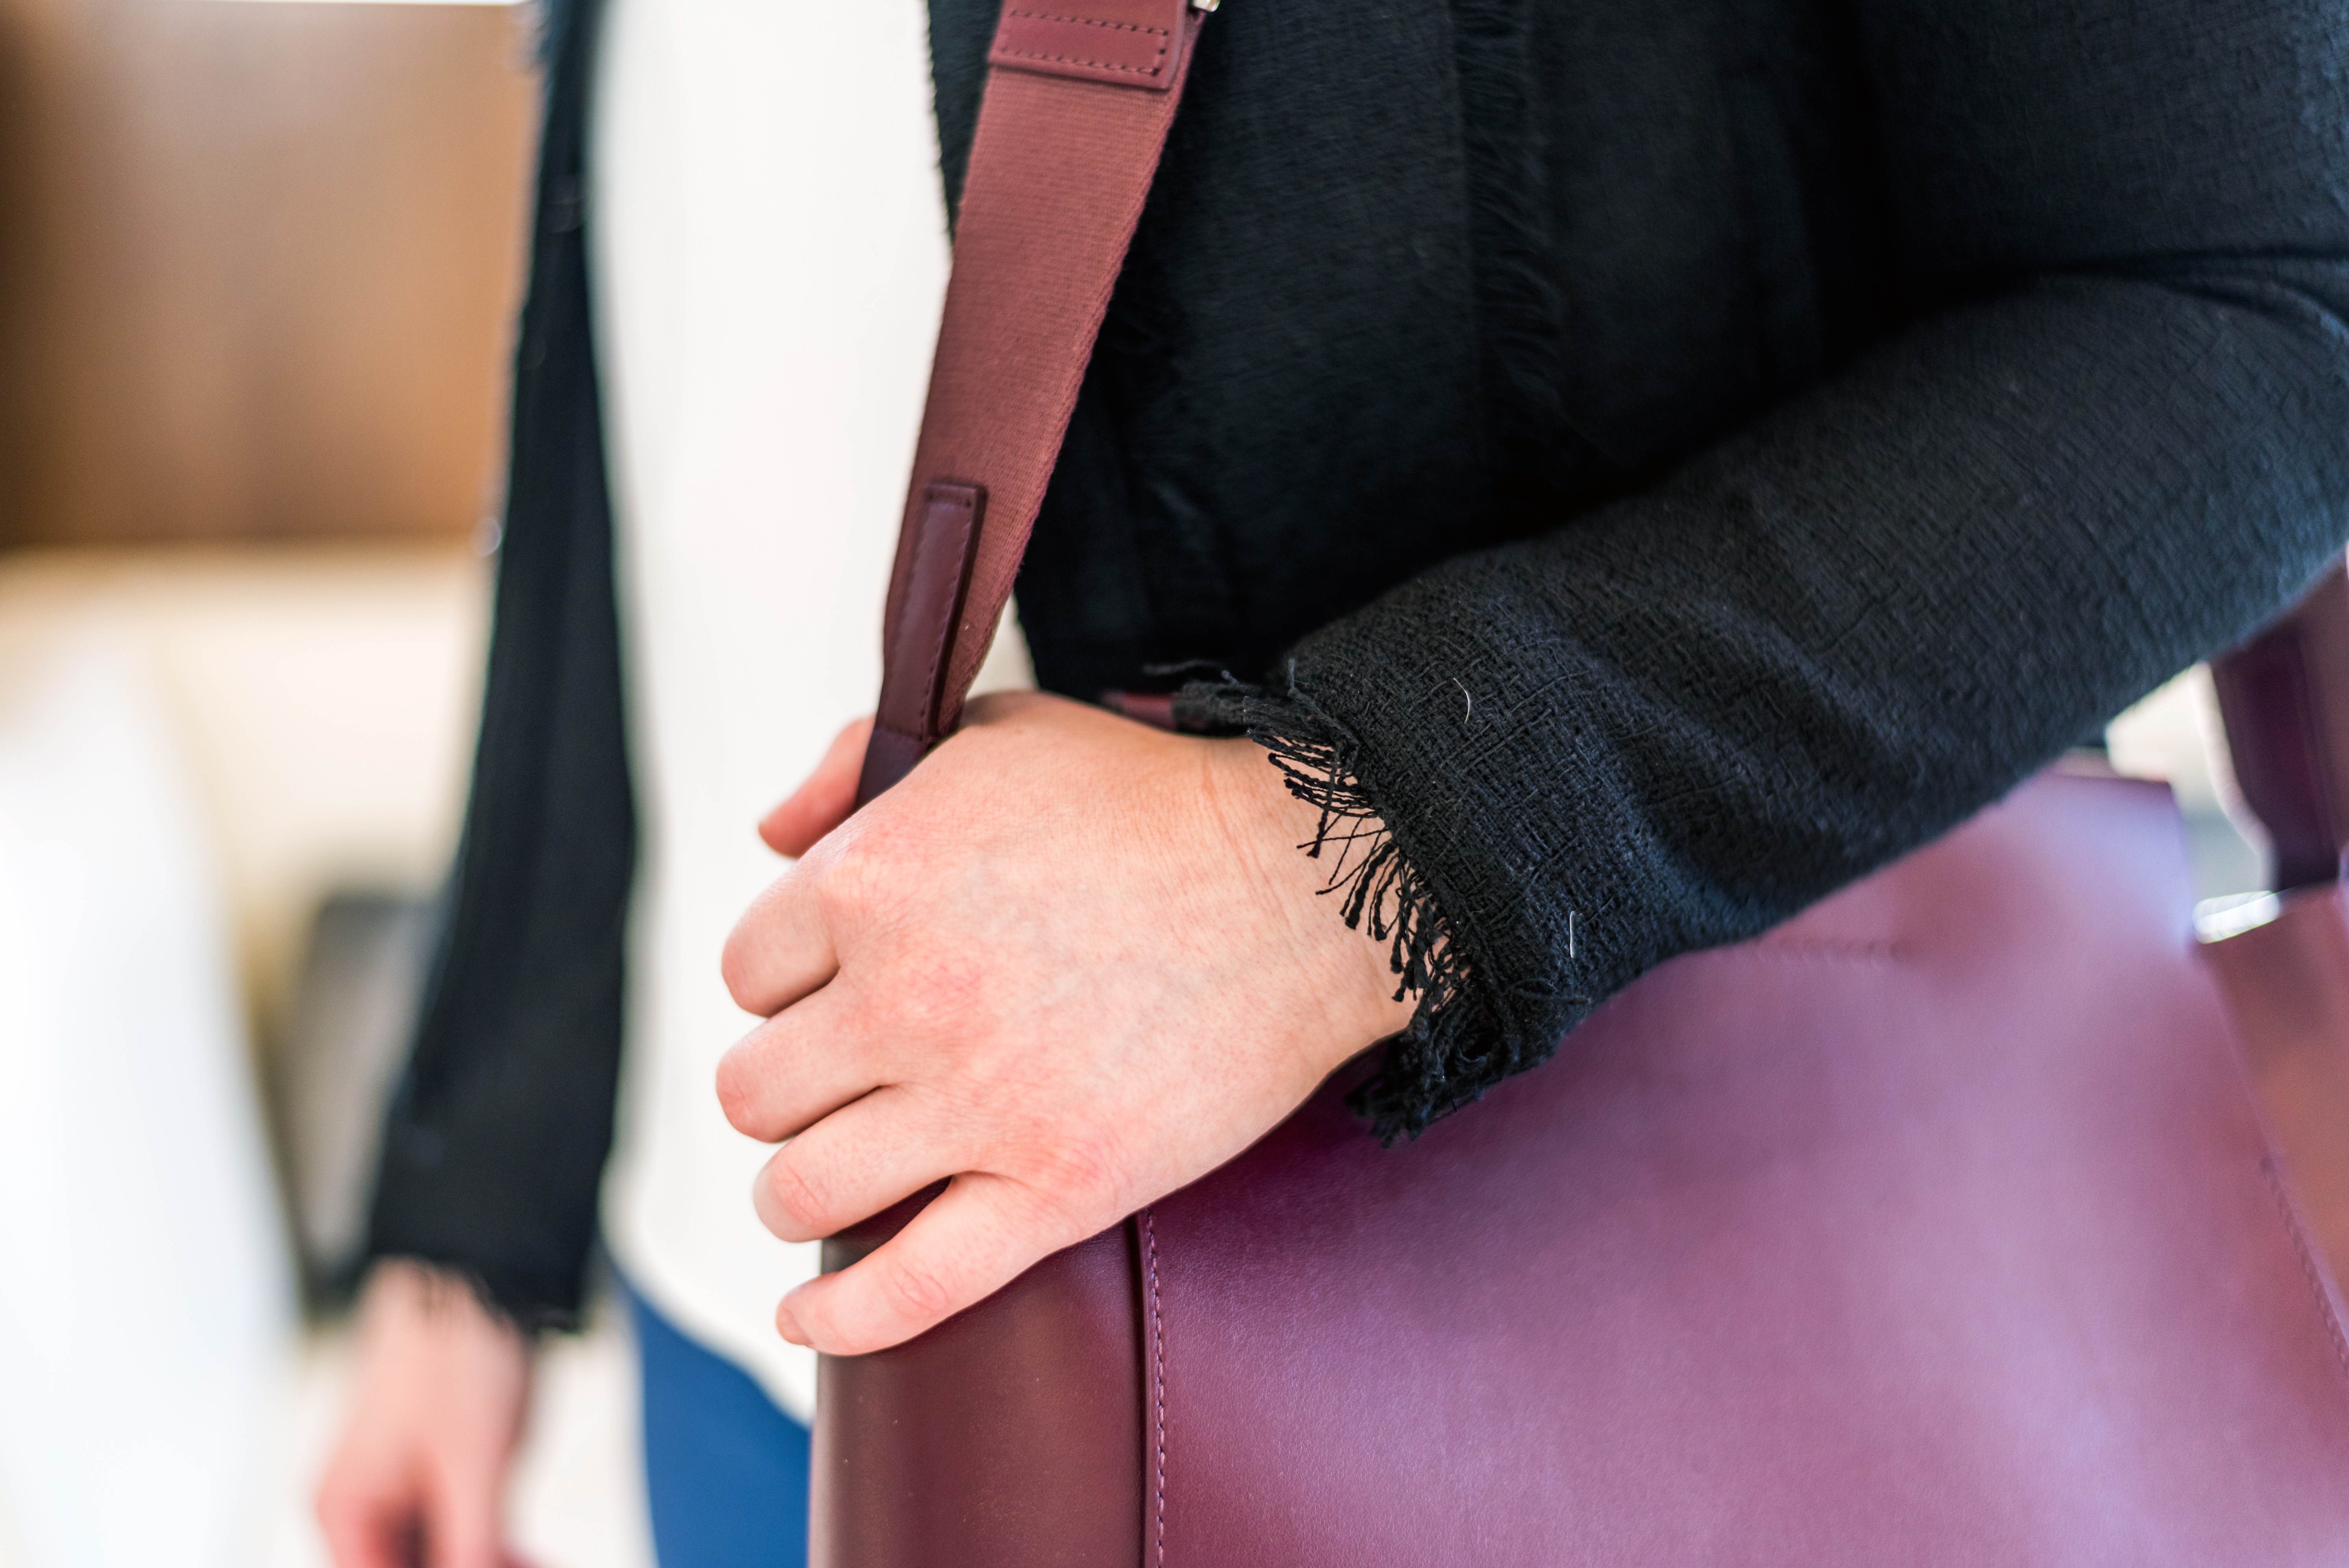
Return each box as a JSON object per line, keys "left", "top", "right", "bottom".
{"left": 0, "top": 0, "right": 537, "bottom": 547}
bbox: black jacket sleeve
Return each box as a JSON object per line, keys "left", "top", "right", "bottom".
{"left": 363, "top": 0, "right": 635, "bottom": 1329}
{"left": 1203, "top": 0, "right": 2349, "bottom": 1137}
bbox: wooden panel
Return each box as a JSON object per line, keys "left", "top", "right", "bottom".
{"left": 0, "top": 0, "right": 537, "bottom": 545}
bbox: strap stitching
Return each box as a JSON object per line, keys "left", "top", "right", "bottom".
{"left": 1144, "top": 1208, "right": 1166, "bottom": 1566}
{"left": 999, "top": 9, "right": 1171, "bottom": 75}
{"left": 997, "top": 46, "right": 1169, "bottom": 74}
{"left": 2262, "top": 1158, "right": 2349, "bottom": 1387}
{"left": 1006, "top": 9, "right": 1172, "bottom": 36}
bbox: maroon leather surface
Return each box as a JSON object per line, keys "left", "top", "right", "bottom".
{"left": 2200, "top": 559, "right": 2349, "bottom": 1387}
{"left": 1137, "top": 772, "right": 2349, "bottom": 1564}
{"left": 2206, "top": 881, "right": 2349, "bottom": 1293}
{"left": 2213, "top": 561, "right": 2349, "bottom": 888}
{"left": 822, "top": 0, "right": 2349, "bottom": 1556}
{"left": 989, "top": 1, "right": 1195, "bottom": 90}
{"left": 816, "top": 773, "right": 2349, "bottom": 1566}
{"left": 811, "top": 1192, "right": 1143, "bottom": 1568}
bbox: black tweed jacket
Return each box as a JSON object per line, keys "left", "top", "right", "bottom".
{"left": 369, "top": 0, "right": 2349, "bottom": 1323}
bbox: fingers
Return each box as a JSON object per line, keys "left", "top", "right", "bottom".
{"left": 728, "top": 718, "right": 876, "bottom": 1018}
{"left": 420, "top": 1459, "right": 506, "bottom": 1568}
{"left": 316, "top": 1464, "right": 503, "bottom": 1568}
{"left": 720, "top": 864, "right": 841, "bottom": 1018}
{"left": 317, "top": 1472, "right": 419, "bottom": 1568}
{"left": 320, "top": 1263, "right": 530, "bottom": 1568}
{"left": 750, "top": 1086, "right": 966, "bottom": 1244}
{"left": 715, "top": 985, "right": 877, "bottom": 1142}
{"left": 759, "top": 716, "right": 875, "bottom": 858}
{"left": 775, "top": 1170, "right": 1086, "bottom": 1355}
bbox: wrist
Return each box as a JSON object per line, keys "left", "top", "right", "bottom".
{"left": 1202, "top": 735, "right": 1419, "bottom": 1056}
{"left": 362, "top": 1259, "right": 528, "bottom": 1356}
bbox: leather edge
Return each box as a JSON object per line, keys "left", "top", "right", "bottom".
{"left": 1139, "top": 1207, "right": 1166, "bottom": 1568}
{"left": 988, "top": 2, "right": 1193, "bottom": 90}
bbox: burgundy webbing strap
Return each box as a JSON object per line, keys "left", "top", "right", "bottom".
{"left": 855, "top": 0, "right": 1209, "bottom": 806}
{"left": 2213, "top": 558, "right": 2349, "bottom": 890}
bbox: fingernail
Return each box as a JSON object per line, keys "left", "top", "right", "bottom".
{"left": 776, "top": 1297, "right": 809, "bottom": 1347}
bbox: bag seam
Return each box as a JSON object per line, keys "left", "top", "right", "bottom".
{"left": 2261, "top": 1157, "right": 2349, "bottom": 1387}
{"left": 1144, "top": 1207, "right": 1166, "bottom": 1567}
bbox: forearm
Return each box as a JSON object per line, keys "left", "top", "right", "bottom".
{"left": 1216, "top": 257, "right": 2349, "bottom": 1137}
{"left": 363, "top": 0, "right": 634, "bottom": 1324}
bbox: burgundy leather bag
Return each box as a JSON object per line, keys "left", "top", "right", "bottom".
{"left": 826, "top": 4, "right": 2349, "bottom": 1561}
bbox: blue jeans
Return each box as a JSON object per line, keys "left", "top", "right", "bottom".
{"left": 627, "top": 1286, "right": 812, "bottom": 1568}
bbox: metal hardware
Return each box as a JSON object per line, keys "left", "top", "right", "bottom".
{"left": 2195, "top": 890, "right": 2284, "bottom": 942}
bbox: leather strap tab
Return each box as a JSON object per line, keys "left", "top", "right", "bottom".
{"left": 860, "top": 483, "right": 986, "bottom": 802}
{"left": 854, "top": 0, "right": 1206, "bottom": 809}
{"left": 989, "top": 1, "right": 1194, "bottom": 90}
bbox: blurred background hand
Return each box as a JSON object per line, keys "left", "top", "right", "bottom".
{"left": 316, "top": 1262, "right": 534, "bottom": 1568}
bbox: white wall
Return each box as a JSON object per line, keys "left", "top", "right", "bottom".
{"left": 0, "top": 545, "right": 650, "bottom": 1568}
{"left": 0, "top": 546, "right": 490, "bottom": 1039}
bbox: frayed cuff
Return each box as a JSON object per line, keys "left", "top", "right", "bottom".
{"left": 1175, "top": 674, "right": 1515, "bottom": 1141}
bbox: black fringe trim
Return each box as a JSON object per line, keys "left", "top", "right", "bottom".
{"left": 1177, "top": 674, "right": 1509, "bottom": 1141}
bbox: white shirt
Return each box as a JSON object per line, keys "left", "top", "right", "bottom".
{"left": 590, "top": 0, "right": 1029, "bottom": 1419}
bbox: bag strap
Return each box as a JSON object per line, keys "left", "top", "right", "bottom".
{"left": 862, "top": 0, "right": 2349, "bottom": 897}
{"left": 855, "top": 0, "right": 1212, "bottom": 807}
{"left": 2213, "top": 559, "right": 2349, "bottom": 890}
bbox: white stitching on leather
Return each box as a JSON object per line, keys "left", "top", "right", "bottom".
{"left": 1145, "top": 1208, "right": 1166, "bottom": 1566}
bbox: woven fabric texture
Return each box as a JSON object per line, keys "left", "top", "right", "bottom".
{"left": 938, "top": 0, "right": 2349, "bottom": 1133}
{"left": 372, "top": 0, "right": 2349, "bottom": 1317}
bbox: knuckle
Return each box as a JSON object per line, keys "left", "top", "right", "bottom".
{"left": 892, "top": 949, "right": 994, "bottom": 1037}
{"left": 815, "top": 836, "right": 887, "bottom": 924}
{"left": 1006, "top": 1133, "right": 1129, "bottom": 1229}
{"left": 1047, "top": 1135, "right": 1126, "bottom": 1209}
{"left": 718, "top": 932, "right": 759, "bottom": 1010}
{"left": 818, "top": 814, "right": 938, "bottom": 934}
{"left": 762, "top": 1157, "right": 834, "bottom": 1238}
{"left": 713, "top": 1051, "right": 764, "bottom": 1136}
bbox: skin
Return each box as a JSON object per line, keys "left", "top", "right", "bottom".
{"left": 720, "top": 691, "right": 1413, "bottom": 1356}
{"left": 319, "top": 690, "right": 1404, "bottom": 1565}
{"left": 317, "top": 1261, "right": 536, "bottom": 1568}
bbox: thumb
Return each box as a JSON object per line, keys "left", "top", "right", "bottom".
{"left": 759, "top": 715, "right": 875, "bottom": 857}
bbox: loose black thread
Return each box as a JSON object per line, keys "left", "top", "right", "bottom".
{"left": 1177, "top": 669, "right": 1581, "bottom": 1140}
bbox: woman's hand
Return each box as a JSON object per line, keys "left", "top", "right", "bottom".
{"left": 316, "top": 1261, "right": 534, "bottom": 1568}
{"left": 717, "top": 691, "right": 1412, "bottom": 1356}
